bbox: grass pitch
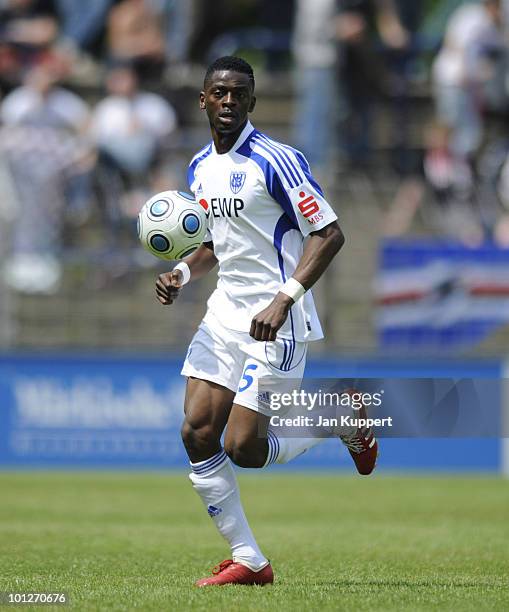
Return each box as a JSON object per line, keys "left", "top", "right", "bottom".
{"left": 0, "top": 472, "right": 508, "bottom": 611}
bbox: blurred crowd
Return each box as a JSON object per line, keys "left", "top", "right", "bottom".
{"left": 295, "top": 0, "right": 509, "bottom": 248}
{"left": 1, "top": 0, "right": 509, "bottom": 294}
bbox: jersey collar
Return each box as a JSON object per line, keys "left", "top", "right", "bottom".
{"left": 213, "top": 120, "right": 255, "bottom": 156}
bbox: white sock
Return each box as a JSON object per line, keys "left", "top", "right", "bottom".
{"left": 264, "top": 430, "right": 324, "bottom": 466}
{"left": 189, "top": 449, "right": 268, "bottom": 571}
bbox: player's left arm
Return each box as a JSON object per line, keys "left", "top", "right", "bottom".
{"left": 250, "top": 221, "right": 344, "bottom": 341}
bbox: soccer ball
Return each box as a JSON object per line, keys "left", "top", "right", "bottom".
{"left": 137, "top": 191, "right": 207, "bottom": 261}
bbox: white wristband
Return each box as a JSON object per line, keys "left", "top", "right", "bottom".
{"left": 173, "top": 262, "right": 191, "bottom": 285}
{"left": 280, "top": 277, "right": 306, "bottom": 302}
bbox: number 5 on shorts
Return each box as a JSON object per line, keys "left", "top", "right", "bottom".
{"left": 238, "top": 364, "right": 258, "bottom": 392}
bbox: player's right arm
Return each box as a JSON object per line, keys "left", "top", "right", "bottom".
{"left": 155, "top": 241, "right": 217, "bottom": 306}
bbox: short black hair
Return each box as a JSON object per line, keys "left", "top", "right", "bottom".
{"left": 204, "top": 56, "right": 255, "bottom": 91}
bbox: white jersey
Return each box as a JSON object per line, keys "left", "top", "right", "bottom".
{"left": 188, "top": 120, "right": 338, "bottom": 342}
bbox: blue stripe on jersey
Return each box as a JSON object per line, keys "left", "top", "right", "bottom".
{"left": 237, "top": 132, "right": 300, "bottom": 353}
{"left": 253, "top": 134, "right": 301, "bottom": 188}
{"left": 281, "top": 339, "right": 289, "bottom": 370}
{"left": 294, "top": 150, "right": 325, "bottom": 197}
{"left": 273, "top": 213, "right": 298, "bottom": 356}
{"left": 273, "top": 214, "right": 295, "bottom": 282}
{"left": 256, "top": 134, "right": 305, "bottom": 186}
{"left": 287, "top": 310, "right": 297, "bottom": 365}
{"left": 282, "top": 338, "right": 295, "bottom": 371}
{"left": 286, "top": 339, "right": 296, "bottom": 371}
{"left": 190, "top": 142, "right": 211, "bottom": 163}
{"left": 236, "top": 137, "right": 300, "bottom": 229}
{"left": 270, "top": 172, "right": 300, "bottom": 229}
{"left": 281, "top": 339, "right": 290, "bottom": 370}
{"left": 251, "top": 136, "right": 296, "bottom": 188}
{"left": 187, "top": 143, "right": 213, "bottom": 190}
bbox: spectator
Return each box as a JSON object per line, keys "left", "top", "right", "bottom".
{"left": 0, "top": 0, "right": 61, "bottom": 89}
{"left": 488, "top": 136, "right": 509, "bottom": 245}
{"left": 292, "top": 0, "right": 337, "bottom": 173}
{"left": 422, "top": 122, "right": 483, "bottom": 246}
{"left": 382, "top": 121, "right": 484, "bottom": 246}
{"left": 91, "top": 62, "right": 178, "bottom": 219}
{"left": 56, "top": 0, "right": 112, "bottom": 56}
{"left": 190, "top": 0, "right": 258, "bottom": 64}
{"left": 257, "top": 0, "right": 295, "bottom": 71}
{"left": 432, "top": 0, "right": 507, "bottom": 160}
{"left": 106, "top": 0, "right": 166, "bottom": 83}
{"left": 160, "top": 0, "right": 196, "bottom": 66}
{"left": 0, "top": 55, "right": 92, "bottom": 293}
{"left": 334, "top": 0, "right": 410, "bottom": 166}
{"left": 383, "top": 0, "right": 426, "bottom": 175}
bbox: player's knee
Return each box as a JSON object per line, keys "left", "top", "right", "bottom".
{"left": 224, "top": 439, "right": 250, "bottom": 467}
{"left": 224, "top": 438, "right": 264, "bottom": 468}
{"left": 181, "top": 420, "right": 218, "bottom": 455}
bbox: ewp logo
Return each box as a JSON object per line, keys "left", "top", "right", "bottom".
{"left": 207, "top": 505, "right": 222, "bottom": 517}
{"left": 230, "top": 171, "right": 246, "bottom": 194}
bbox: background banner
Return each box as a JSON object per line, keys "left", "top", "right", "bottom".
{"left": 0, "top": 354, "right": 503, "bottom": 471}
{"left": 376, "top": 240, "right": 509, "bottom": 350}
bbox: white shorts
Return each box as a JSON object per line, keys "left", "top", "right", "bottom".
{"left": 181, "top": 311, "right": 307, "bottom": 415}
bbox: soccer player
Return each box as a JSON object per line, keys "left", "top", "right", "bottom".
{"left": 156, "top": 56, "right": 377, "bottom": 587}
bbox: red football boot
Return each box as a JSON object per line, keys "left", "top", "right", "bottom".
{"left": 195, "top": 559, "right": 274, "bottom": 587}
{"left": 337, "top": 390, "right": 378, "bottom": 475}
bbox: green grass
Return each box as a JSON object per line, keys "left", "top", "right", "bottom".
{"left": 0, "top": 472, "right": 508, "bottom": 611}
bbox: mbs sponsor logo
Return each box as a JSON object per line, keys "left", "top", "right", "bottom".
{"left": 297, "top": 191, "right": 323, "bottom": 225}
{"left": 199, "top": 197, "right": 244, "bottom": 218}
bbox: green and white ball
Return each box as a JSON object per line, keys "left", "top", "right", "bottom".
{"left": 137, "top": 191, "right": 207, "bottom": 261}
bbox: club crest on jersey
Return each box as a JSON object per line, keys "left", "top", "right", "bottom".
{"left": 230, "top": 171, "right": 246, "bottom": 194}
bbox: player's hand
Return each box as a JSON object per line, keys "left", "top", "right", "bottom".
{"left": 250, "top": 293, "right": 293, "bottom": 341}
{"left": 156, "top": 269, "right": 183, "bottom": 305}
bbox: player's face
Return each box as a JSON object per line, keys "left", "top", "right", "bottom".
{"left": 200, "top": 70, "right": 256, "bottom": 135}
